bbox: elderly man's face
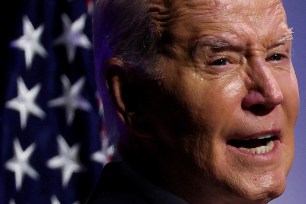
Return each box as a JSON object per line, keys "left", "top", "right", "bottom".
{"left": 135, "top": 0, "right": 299, "bottom": 203}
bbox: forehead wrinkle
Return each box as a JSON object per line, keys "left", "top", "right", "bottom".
{"left": 176, "top": 0, "right": 225, "bottom": 21}
{"left": 224, "top": 0, "right": 283, "bottom": 15}
{"left": 210, "top": 0, "right": 286, "bottom": 26}
{"left": 148, "top": 1, "right": 172, "bottom": 21}
{"left": 147, "top": 0, "right": 174, "bottom": 37}
{"left": 148, "top": 0, "right": 228, "bottom": 30}
{"left": 266, "top": 0, "right": 285, "bottom": 18}
{"left": 148, "top": 0, "right": 286, "bottom": 28}
{"left": 148, "top": 0, "right": 289, "bottom": 54}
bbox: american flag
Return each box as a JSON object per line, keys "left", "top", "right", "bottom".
{"left": 1, "top": 0, "right": 114, "bottom": 203}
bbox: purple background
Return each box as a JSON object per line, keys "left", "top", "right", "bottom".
{"left": 271, "top": 1, "right": 306, "bottom": 203}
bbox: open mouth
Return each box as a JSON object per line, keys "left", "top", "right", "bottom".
{"left": 227, "top": 135, "right": 278, "bottom": 154}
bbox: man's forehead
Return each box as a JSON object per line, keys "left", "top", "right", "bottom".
{"left": 148, "top": 0, "right": 286, "bottom": 27}
{"left": 148, "top": 0, "right": 283, "bottom": 9}
{"left": 148, "top": 0, "right": 283, "bottom": 15}
{"left": 148, "top": 0, "right": 287, "bottom": 38}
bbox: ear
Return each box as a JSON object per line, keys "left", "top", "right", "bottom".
{"left": 105, "top": 58, "right": 155, "bottom": 137}
{"left": 106, "top": 58, "right": 142, "bottom": 125}
{"left": 105, "top": 57, "right": 129, "bottom": 122}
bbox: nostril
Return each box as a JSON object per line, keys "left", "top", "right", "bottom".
{"left": 242, "top": 90, "right": 282, "bottom": 115}
{"left": 246, "top": 104, "right": 275, "bottom": 116}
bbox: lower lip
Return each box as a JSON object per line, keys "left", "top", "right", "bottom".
{"left": 226, "top": 140, "right": 281, "bottom": 163}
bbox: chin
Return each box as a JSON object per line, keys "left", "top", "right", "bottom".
{"left": 229, "top": 171, "right": 287, "bottom": 204}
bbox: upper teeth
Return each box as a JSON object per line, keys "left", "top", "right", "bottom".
{"left": 257, "top": 135, "right": 273, "bottom": 140}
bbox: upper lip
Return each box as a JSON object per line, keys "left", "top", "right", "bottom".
{"left": 227, "top": 130, "right": 282, "bottom": 143}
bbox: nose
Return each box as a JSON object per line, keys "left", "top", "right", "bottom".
{"left": 242, "top": 59, "right": 283, "bottom": 114}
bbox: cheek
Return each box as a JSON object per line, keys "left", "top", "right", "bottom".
{"left": 223, "top": 78, "right": 245, "bottom": 98}
{"left": 279, "top": 71, "right": 299, "bottom": 166}
{"left": 289, "top": 74, "right": 300, "bottom": 120}
{"left": 181, "top": 77, "right": 245, "bottom": 164}
{"left": 189, "top": 77, "right": 245, "bottom": 133}
{"left": 283, "top": 72, "right": 300, "bottom": 123}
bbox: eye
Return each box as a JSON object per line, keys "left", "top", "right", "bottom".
{"left": 210, "top": 58, "right": 229, "bottom": 66}
{"left": 267, "top": 54, "right": 284, "bottom": 62}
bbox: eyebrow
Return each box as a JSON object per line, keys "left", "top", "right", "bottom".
{"left": 189, "top": 36, "right": 238, "bottom": 59}
{"left": 268, "top": 28, "right": 294, "bottom": 49}
{"left": 196, "top": 36, "right": 234, "bottom": 50}
{"left": 194, "top": 29, "right": 294, "bottom": 52}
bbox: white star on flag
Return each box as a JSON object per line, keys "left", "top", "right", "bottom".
{"left": 5, "top": 139, "right": 39, "bottom": 190}
{"left": 10, "top": 16, "right": 47, "bottom": 69}
{"left": 6, "top": 77, "right": 46, "bottom": 129}
{"left": 53, "top": 14, "right": 91, "bottom": 62}
{"left": 91, "top": 136, "right": 114, "bottom": 166}
{"left": 51, "top": 195, "right": 80, "bottom": 204}
{"left": 47, "top": 135, "right": 84, "bottom": 187}
{"left": 48, "top": 75, "right": 91, "bottom": 125}
{"left": 51, "top": 196, "right": 60, "bottom": 204}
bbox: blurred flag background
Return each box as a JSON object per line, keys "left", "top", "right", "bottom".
{"left": 0, "top": 0, "right": 114, "bottom": 203}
